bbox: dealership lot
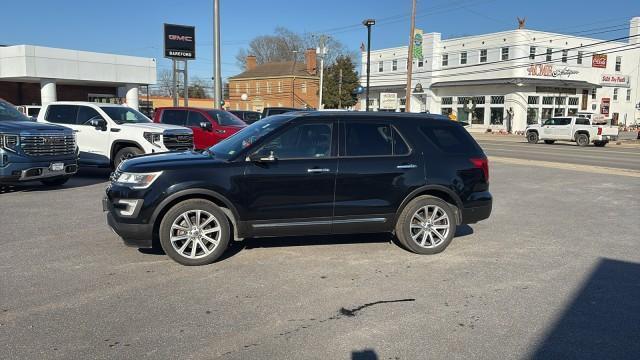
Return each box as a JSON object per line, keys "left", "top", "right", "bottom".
{"left": 1, "top": 152, "right": 639, "bottom": 359}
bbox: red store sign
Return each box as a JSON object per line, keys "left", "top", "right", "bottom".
{"left": 592, "top": 54, "right": 607, "bottom": 68}
{"left": 600, "top": 98, "right": 610, "bottom": 115}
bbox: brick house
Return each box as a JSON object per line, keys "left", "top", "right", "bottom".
{"left": 225, "top": 49, "right": 319, "bottom": 112}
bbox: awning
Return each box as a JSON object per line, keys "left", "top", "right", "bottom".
{"left": 430, "top": 77, "right": 601, "bottom": 89}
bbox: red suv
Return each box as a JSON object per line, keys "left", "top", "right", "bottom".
{"left": 154, "top": 107, "right": 246, "bottom": 150}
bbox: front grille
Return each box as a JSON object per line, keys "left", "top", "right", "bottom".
{"left": 163, "top": 133, "right": 193, "bottom": 151}
{"left": 20, "top": 133, "right": 76, "bottom": 157}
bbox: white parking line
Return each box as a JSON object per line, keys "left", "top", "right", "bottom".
{"left": 490, "top": 156, "right": 640, "bottom": 178}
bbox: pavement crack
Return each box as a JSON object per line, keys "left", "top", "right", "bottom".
{"left": 339, "top": 298, "right": 416, "bottom": 317}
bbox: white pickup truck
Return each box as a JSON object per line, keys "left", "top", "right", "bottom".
{"left": 525, "top": 116, "right": 619, "bottom": 147}
{"left": 38, "top": 102, "right": 193, "bottom": 168}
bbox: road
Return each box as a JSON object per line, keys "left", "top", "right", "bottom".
{"left": 473, "top": 135, "right": 640, "bottom": 171}
{"left": 1, "top": 152, "right": 639, "bottom": 359}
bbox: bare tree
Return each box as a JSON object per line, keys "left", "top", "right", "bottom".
{"left": 157, "top": 69, "right": 182, "bottom": 97}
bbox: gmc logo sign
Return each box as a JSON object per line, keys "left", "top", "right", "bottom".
{"left": 168, "top": 35, "right": 193, "bottom": 42}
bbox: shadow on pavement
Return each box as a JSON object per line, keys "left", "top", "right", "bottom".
{"left": 352, "top": 349, "right": 379, "bottom": 360}
{"left": 531, "top": 258, "right": 640, "bottom": 360}
{"left": 0, "top": 167, "right": 110, "bottom": 194}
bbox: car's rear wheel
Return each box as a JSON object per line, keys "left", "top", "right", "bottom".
{"left": 527, "top": 131, "right": 539, "bottom": 144}
{"left": 395, "top": 196, "right": 457, "bottom": 255}
{"left": 576, "top": 133, "right": 589, "bottom": 147}
{"left": 114, "top": 146, "right": 143, "bottom": 169}
{"left": 544, "top": 140, "right": 555, "bottom": 144}
{"left": 40, "top": 176, "right": 71, "bottom": 187}
{"left": 159, "top": 199, "right": 230, "bottom": 266}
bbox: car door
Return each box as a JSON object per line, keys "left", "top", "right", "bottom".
{"left": 75, "top": 105, "right": 111, "bottom": 164}
{"left": 241, "top": 119, "right": 337, "bottom": 237}
{"left": 333, "top": 119, "right": 423, "bottom": 234}
{"left": 554, "top": 117, "right": 572, "bottom": 140}
{"left": 540, "top": 118, "right": 556, "bottom": 139}
{"left": 186, "top": 110, "right": 213, "bottom": 149}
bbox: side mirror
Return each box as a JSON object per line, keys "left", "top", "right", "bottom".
{"left": 200, "top": 121, "right": 213, "bottom": 131}
{"left": 248, "top": 150, "right": 277, "bottom": 163}
{"left": 89, "top": 117, "right": 107, "bottom": 130}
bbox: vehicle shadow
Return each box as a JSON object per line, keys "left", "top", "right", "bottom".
{"left": 352, "top": 349, "right": 379, "bottom": 360}
{"left": 0, "top": 167, "right": 110, "bottom": 194}
{"left": 530, "top": 258, "right": 640, "bottom": 359}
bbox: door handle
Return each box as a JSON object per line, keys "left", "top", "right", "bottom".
{"left": 397, "top": 164, "right": 417, "bottom": 169}
{"left": 307, "top": 168, "right": 331, "bottom": 173}
{"left": 215, "top": 129, "right": 226, "bottom": 134}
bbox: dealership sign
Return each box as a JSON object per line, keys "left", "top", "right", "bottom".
{"left": 164, "top": 24, "right": 196, "bottom": 59}
{"left": 592, "top": 54, "right": 607, "bottom": 68}
{"left": 527, "top": 64, "right": 579, "bottom": 78}
{"left": 600, "top": 74, "right": 630, "bottom": 87}
{"left": 379, "top": 93, "right": 398, "bottom": 110}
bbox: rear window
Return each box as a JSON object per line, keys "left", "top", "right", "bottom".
{"left": 46, "top": 105, "right": 78, "bottom": 124}
{"left": 161, "top": 110, "right": 188, "bottom": 126}
{"left": 420, "top": 124, "right": 479, "bottom": 154}
{"left": 207, "top": 110, "right": 246, "bottom": 126}
{"left": 575, "top": 118, "right": 590, "bottom": 125}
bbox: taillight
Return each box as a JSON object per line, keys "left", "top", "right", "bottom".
{"left": 470, "top": 157, "right": 489, "bottom": 183}
{"left": 597, "top": 127, "right": 602, "bottom": 135}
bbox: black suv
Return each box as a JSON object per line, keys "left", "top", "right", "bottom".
{"left": 104, "top": 112, "right": 492, "bottom": 266}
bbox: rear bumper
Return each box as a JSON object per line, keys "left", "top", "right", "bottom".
{"left": 461, "top": 192, "right": 492, "bottom": 224}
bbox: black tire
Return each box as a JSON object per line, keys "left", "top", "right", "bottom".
{"left": 40, "top": 176, "right": 71, "bottom": 187}
{"left": 594, "top": 141, "right": 607, "bottom": 147}
{"left": 576, "top": 133, "right": 589, "bottom": 147}
{"left": 159, "top": 199, "right": 230, "bottom": 266}
{"left": 114, "top": 146, "right": 143, "bottom": 169}
{"left": 544, "top": 140, "right": 555, "bottom": 144}
{"left": 395, "top": 195, "right": 457, "bottom": 255}
{"left": 527, "top": 131, "right": 539, "bottom": 144}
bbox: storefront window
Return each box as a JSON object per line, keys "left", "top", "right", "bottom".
{"left": 441, "top": 107, "right": 452, "bottom": 116}
{"left": 527, "top": 108, "right": 539, "bottom": 125}
{"left": 490, "top": 108, "right": 504, "bottom": 125}
{"left": 457, "top": 107, "right": 469, "bottom": 123}
{"left": 541, "top": 108, "right": 553, "bottom": 120}
{"left": 554, "top": 108, "right": 565, "bottom": 117}
{"left": 472, "top": 108, "right": 485, "bottom": 125}
{"left": 568, "top": 108, "right": 578, "bottom": 116}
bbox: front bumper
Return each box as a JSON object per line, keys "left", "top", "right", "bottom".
{"left": 0, "top": 157, "right": 78, "bottom": 183}
{"left": 103, "top": 197, "right": 153, "bottom": 248}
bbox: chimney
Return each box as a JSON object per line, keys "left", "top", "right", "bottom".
{"left": 630, "top": 17, "right": 640, "bottom": 44}
{"left": 246, "top": 55, "right": 257, "bottom": 71}
{"left": 304, "top": 48, "right": 317, "bottom": 75}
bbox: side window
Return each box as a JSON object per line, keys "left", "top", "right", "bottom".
{"left": 543, "top": 118, "right": 557, "bottom": 126}
{"left": 45, "top": 105, "right": 78, "bottom": 125}
{"left": 246, "top": 113, "right": 261, "bottom": 122}
{"left": 344, "top": 122, "right": 393, "bottom": 157}
{"left": 559, "top": 118, "right": 572, "bottom": 126}
{"left": 420, "top": 124, "right": 478, "bottom": 154}
{"left": 392, "top": 127, "right": 411, "bottom": 155}
{"left": 161, "top": 110, "right": 187, "bottom": 126}
{"left": 76, "top": 106, "right": 102, "bottom": 125}
{"left": 187, "top": 111, "right": 209, "bottom": 127}
{"left": 257, "top": 123, "right": 332, "bottom": 160}
{"left": 576, "top": 118, "right": 590, "bottom": 125}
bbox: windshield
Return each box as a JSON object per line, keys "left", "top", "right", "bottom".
{"left": 100, "top": 106, "right": 152, "bottom": 124}
{"left": 0, "top": 100, "right": 30, "bottom": 122}
{"left": 207, "top": 110, "right": 246, "bottom": 126}
{"left": 209, "top": 115, "right": 290, "bottom": 160}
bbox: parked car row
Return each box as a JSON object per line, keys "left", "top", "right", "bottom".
{"left": 525, "top": 116, "right": 619, "bottom": 147}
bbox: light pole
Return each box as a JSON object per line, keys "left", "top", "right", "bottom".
{"left": 363, "top": 19, "right": 375, "bottom": 112}
{"left": 213, "top": 0, "right": 222, "bottom": 109}
{"left": 317, "top": 37, "right": 327, "bottom": 110}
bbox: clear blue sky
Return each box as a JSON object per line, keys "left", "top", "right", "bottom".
{"left": 1, "top": 0, "right": 638, "bottom": 82}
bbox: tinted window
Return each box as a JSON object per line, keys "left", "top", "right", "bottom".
{"left": 27, "top": 108, "right": 40, "bottom": 117}
{"left": 207, "top": 110, "right": 245, "bottom": 126}
{"left": 245, "top": 112, "right": 261, "bottom": 122}
{"left": 258, "top": 123, "right": 332, "bottom": 159}
{"left": 46, "top": 105, "right": 78, "bottom": 125}
{"left": 575, "top": 118, "right": 590, "bottom": 125}
{"left": 0, "top": 100, "right": 29, "bottom": 122}
{"left": 209, "top": 115, "right": 290, "bottom": 160}
{"left": 77, "top": 106, "right": 102, "bottom": 125}
{"left": 161, "top": 110, "right": 188, "bottom": 126}
{"left": 345, "top": 123, "right": 393, "bottom": 156}
{"left": 559, "top": 118, "right": 572, "bottom": 126}
{"left": 420, "top": 124, "right": 478, "bottom": 154}
{"left": 393, "top": 127, "right": 411, "bottom": 155}
{"left": 100, "top": 107, "right": 151, "bottom": 124}
{"left": 543, "top": 118, "right": 559, "bottom": 126}
{"left": 187, "top": 111, "right": 209, "bottom": 127}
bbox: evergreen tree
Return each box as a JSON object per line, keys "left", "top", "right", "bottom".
{"left": 322, "top": 56, "right": 359, "bottom": 109}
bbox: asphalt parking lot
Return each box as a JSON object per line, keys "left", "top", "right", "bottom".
{"left": 1, "top": 151, "right": 639, "bottom": 359}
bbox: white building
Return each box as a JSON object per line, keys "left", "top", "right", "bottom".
{"left": 360, "top": 17, "right": 640, "bottom": 132}
{"left": 0, "top": 45, "right": 157, "bottom": 110}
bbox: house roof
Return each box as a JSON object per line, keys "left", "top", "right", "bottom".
{"left": 229, "top": 61, "right": 317, "bottom": 80}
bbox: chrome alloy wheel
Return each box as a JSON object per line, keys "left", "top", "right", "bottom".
{"left": 409, "top": 205, "right": 450, "bottom": 248}
{"left": 170, "top": 210, "right": 221, "bottom": 259}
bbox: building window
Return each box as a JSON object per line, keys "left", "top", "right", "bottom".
{"left": 542, "top": 96, "right": 554, "bottom": 105}
{"left": 417, "top": 60, "right": 424, "bottom": 67}
{"left": 278, "top": 81, "right": 282, "bottom": 93}
{"left": 441, "top": 107, "right": 452, "bottom": 116}
{"left": 378, "top": 61, "right": 384, "bottom": 72}
{"left": 577, "top": 51, "right": 583, "bottom": 65}
{"left": 442, "top": 54, "right": 449, "bottom": 66}
{"left": 490, "top": 108, "right": 504, "bottom": 125}
{"left": 615, "top": 56, "right": 621, "bottom": 71}
{"left": 480, "top": 49, "right": 487, "bottom": 63}
{"left": 235, "top": 83, "right": 240, "bottom": 94}
{"left": 266, "top": 82, "right": 271, "bottom": 94}
{"left": 460, "top": 51, "right": 467, "bottom": 65}
{"left": 491, "top": 96, "right": 505, "bottom": 104}
{"left": 501, "top": 47, "right": 509, "bottom": 61}
{"left": 528, "top": 96, "right": 539, "bottom": 105}
{"left": 256, "top": 81, "right": 260, "bottom": 95}
{"left": 627, "top": 89, "right": 632, "bottom": 102}
{"left": 245, "top": 83, "right": 250, "bottom": 95}
{"left": 568, "top": 97, "right": 579, "bottom": 106}
{"left": 546, "top": 48, "right": 552, "bottom": 62}
{"left": 555, "top": 97, "right": 566, "bottom": 106}
{"left": 529, "top": 46, "right": 536, "bottom": 60}
{"left": 554, "top": 108, "right": 565, "bottom": 117}
{"left": 392, "top": 59, "right": 398, "bottom": 71}
{"left": 613, "top": 88, "right": 618, "bottom": 101}
{"left": 472, "top": 108, "right": 485, "bottom": 125}
{"left": 562, "top": 50, "right": 568, "bottom": 63}
{"left": 591, "top": 88, "right": 596, "bottom": 100}
{"left": 527, "top": 108, "right": 539, "bottom": 125}
{"left": 442, "top": 97, "right": 453, "bottom": 105}
{"left": 541, "top": 108, "right": 553, "bottom": 120}
{"left": 301, "top": 81, "right": 307, "bottom": 94}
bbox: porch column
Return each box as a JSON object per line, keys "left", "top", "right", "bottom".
{"left": 40, "top": 79, "right": 57, "bottom": 106}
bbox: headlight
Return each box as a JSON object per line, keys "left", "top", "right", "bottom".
{"left": 114, "top": 171, "right": 162, "bottom": 189}
{"left": 143, "top": 132, "right": 162, "bottom": 146}
{"left": 0, "top": 134, "right": 19, "bottom": 152}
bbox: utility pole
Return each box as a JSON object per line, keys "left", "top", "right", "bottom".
{"left": 362, "top": 19, "right": 375, "bottom": 111}
{"left": 291, "top": 51, "right": 298, "bottom": 107}
{"left": 213, "top": 0, "right": 222, "bottom": 109}
{"left": 338, "top": 68, "right": 343, "bottom": 109}
{"left": 317, "top": 36, "right": 327, "bottom": 110}
{"left": 405, "top": 0, "right": 417, "bottom": 113}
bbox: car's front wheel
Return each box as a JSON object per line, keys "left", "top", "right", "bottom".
{"left": 114, "top": 147, "right": 143, "bottom": 169}
{"left": 159, "top": 199, "right": 230, "bottom": 266}
{"left": 395, "top": 196, "right": 457, "bottom": 255}
{"left": 527, "top": 131, "right": 539, "bottom": 144}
